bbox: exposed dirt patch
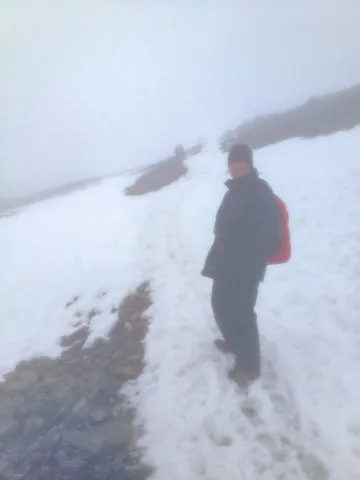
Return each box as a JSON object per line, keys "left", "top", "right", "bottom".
{"left": 220, "top": 83, "right": 360, "bottom": 151}
{"left": 124, "top": 143, "right": 203, "bottom": 196}
{"left": 65, "top": 296, "right": 80, "bottom": 309}
{"left": 60, "top": 326, "right": 90, "bottom": 349}
{"left": 125, "top": 156, "right": 187, "bottom": 196}
{"left": 0, "top": 282, "right": 152, "bottom": 480}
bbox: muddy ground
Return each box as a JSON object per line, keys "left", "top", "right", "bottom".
{"left": 0, "top": 283, "right": 152, "bottom": 480}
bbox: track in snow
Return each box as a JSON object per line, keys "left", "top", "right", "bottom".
{"left": 128, "top": 130, "right": 360, "bottom": 480}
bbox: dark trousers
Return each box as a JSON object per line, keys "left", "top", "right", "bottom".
{"left": 211, "top": 275, "right": 261, "bottom": 378}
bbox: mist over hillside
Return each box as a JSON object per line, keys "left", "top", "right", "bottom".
{"left": 1, "top": 0, "right": 360, "bottom": 200}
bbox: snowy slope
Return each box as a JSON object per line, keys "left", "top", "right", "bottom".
{"left": 0, "top": 174, "right": 150, "bottom": 375}
{"left": 1, "top": 128, "right": 360, "bottom": 479}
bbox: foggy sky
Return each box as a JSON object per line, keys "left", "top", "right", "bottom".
{"left": 1, "top": 0, "right": 360, "bottom": 199}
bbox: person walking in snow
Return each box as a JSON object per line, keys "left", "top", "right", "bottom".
{"left": 202, "top": 144, "right": 284, "bottom": 385}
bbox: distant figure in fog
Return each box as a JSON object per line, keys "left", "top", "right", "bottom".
{"left": 202, "top": 144, "right": 290, "bottom": 386}
{"left": 174, "top": 144, "right": 185, "bottom": 160}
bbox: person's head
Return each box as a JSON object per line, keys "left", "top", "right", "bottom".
{"left": 228, "top": 143, "right": 253, "bottom": 178}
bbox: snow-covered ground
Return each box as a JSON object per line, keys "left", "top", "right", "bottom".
{"left": 1, "top": 128, "right": 360, "bottom": 479}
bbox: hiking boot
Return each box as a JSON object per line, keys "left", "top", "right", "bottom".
{"left": 229, "top": 359, "right": 260, "bottom": 388}
{"left": 229, "top": 367, "right": 251, "bottom": 388}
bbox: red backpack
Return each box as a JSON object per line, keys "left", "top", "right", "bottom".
{"left": 268, "top": 196, "right": 291, "bottom": 265}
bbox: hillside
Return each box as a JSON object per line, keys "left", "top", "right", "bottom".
{"left": 2, "top": 84, "right": 360, "bottom": 214}
{"left": 1, "top": 127, "right": 360, "bottom": 479}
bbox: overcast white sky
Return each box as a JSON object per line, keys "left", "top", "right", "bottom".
{"left": 1, "top": 0, "right": 360, "bottom": 199}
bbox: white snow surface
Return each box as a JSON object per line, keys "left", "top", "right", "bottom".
{"left": 1, "top": 128, "right": 360, "bottom": 479}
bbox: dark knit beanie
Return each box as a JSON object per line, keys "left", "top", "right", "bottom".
{"left": 228, "top": 144, "right": 253, "bottom": 168}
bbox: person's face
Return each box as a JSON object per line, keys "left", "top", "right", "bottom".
{"left": 228, "top": 162, "right": 251, "bottom": 178}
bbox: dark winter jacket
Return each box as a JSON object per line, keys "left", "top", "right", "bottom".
{"left": 202, "top": 169, "right": 278, "bottom": 281}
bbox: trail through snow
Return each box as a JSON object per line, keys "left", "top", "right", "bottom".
{"left": 1, "top": 128, "right": 360, "bottom": 479}
{"left": 127, "top": 129, "right": 360, "bottom": 480}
